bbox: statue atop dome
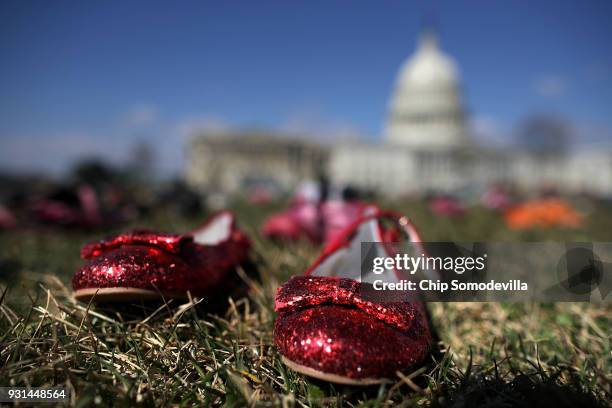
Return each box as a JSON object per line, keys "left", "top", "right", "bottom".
{"left": 386, "top": 29, "right": 468, "bottom": 149}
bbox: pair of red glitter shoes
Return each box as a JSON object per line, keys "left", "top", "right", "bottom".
{"left": 72, "top": 208, "right": 433, "bottom": 385}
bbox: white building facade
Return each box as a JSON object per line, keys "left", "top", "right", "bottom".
{"left": 185, "top": 30, "right": 612, "bottom": 198}
{"left": 328, "top": 30, "right": 612, "bottom": 197}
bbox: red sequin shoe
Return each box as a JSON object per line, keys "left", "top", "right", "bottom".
{"left": 72, "top": 211, "right": 253, "bottom": 303}
{"left": 274, "top": 209, "right": 434, "bottom": 385}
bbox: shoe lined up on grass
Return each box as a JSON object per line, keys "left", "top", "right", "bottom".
{"left": 72, "top": 211, "right": 253, "bottom": 303}
{"left": 262, "top": 199, "right": 371, "bottom": 244}
{"left": 274, "top": 208, "right": 435, "bottom": 385}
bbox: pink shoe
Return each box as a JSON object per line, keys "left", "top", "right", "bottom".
{"left": 0, "top": 205, "right": 17, "bottom": 230}
{"left": 29, "top": 185, "right": 102, "bottom": 228}
{"left": 429, "top": 195, "right": 466, "bottom": 218}
{"left": 263, "top": 200, "right": 371, "bottom": 245}
{"left": 262, "top": 200, "right": 321, "bottom": 243}
{"left": 481, "top": 186, "right": 513, "bottom": 211}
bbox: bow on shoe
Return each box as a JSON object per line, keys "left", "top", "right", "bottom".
{"left": 275, "top": 276, "right": 416, "bottom": 331}
{"left": 81, "top": 230, "right": 191, "bottom": 259}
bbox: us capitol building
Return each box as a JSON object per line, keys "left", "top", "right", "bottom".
{"left": 186, "top": 30, "right": 612, "bottom": 197}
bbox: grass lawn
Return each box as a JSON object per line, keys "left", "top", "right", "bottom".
{"left": 1, "top": 200, "right": 610, "bottom": 407}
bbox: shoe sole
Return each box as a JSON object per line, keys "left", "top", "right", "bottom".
{"left": 73, "top": 288, "right": 186, "bottom": 303}
{"left": 281, "top": 356, "right": 385, "bottom": 386}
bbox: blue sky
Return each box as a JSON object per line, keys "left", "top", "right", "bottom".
{"left": 1, "top": 1, "right": 611, "bottom": 174}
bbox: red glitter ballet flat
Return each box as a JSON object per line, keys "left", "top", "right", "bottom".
{"left": 72, "top": 211, "right": 253, "bottom": 303}
{"left": 274, "top": 209, "right": 434, "bottom": 385}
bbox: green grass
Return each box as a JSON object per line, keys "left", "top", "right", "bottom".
{"left": 0, "top": 200, "right": 610, "bottom": 407}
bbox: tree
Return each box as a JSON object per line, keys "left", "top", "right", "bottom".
{"left": 517, "top": 115, "right": 572, "bottom": 155}
{"left": 71, "top": 159, "right": 120, "bottom": 187}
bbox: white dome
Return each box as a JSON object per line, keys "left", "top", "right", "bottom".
{"left": 386, "top": 30, "right": 468, "bottom": 149}
{"left": 398, "top": 31, "right": 459, "bottom": 87}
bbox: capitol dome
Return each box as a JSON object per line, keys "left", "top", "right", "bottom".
{"left": 386, "top": 30, "right": 468, "bottom": 148}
